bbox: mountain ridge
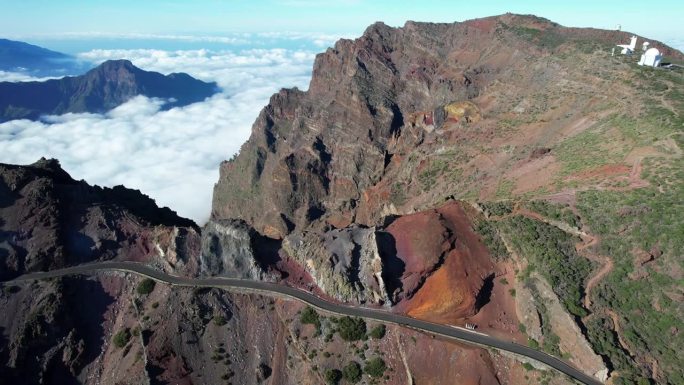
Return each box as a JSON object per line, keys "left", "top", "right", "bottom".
{"left": 209, "top": 13, "right": 683, "bottom": 384}
{"left": 0, "top": 38, "right": 89, "bottom": 76}
{"left": 0, "top": 59, "right": 218, "bottom": 122}
{"left": 0, "top": 13, "right": 682, "bottom": 385}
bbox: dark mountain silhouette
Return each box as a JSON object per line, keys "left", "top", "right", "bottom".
{"left": 0, "top": 59, "right": 218, "bottom": 122}
{"left": 0, "top": 38, "right": 88, "bottom": 76}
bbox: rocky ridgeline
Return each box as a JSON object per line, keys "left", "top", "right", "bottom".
{"left": 0, "top": 59, "right": 218, "bottom": 122}
{"left": 0, "top": 158, "right": 201, "bottom": 280}
{"left": 4, "top": 13, "right": 681, "bottom": 384}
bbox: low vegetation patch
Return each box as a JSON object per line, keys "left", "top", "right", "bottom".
{"left": 577, "top": 161, "right": 684, "bottom": 383}
{"left": 368, "top": 324, "right": 386, "bottom": 339}
{"left": 300, "top": 306, "right": 320, "bottom": 326}
{"left": 3, "top": 285, "right": 21, "bottom": 294}
{"left": 112, "top": 328, "right": 131, "bottom": 349}
{"left": 494, "top": 179, "right": 514, "bottom": 199}
{"left": 474, "top": 219, "right": 510, "bottom": 261}
{"left": 342, "top": 361, "right": 362, "bottom": 383}
{"left": 499, "top": 216, "right": 591, "bottom": 317}
{"left": 418, "top": 158, "right": 448, "bottom": 191}
{"left": 524, "top": 200, "right": 579, "bottom": 228}
{"left": 364, "top": 357, "right": 386, "bottom": 378}
{"left": 136, "top": 278, "right": 156, "bottom": 296}
{"left": 337, "top": 316, "right": 366, "bottom": 341}
{"left": 213, "top": 315, "right": 227, "bottom": 326}
{"left": 390, "top": 182, "right": 407, "bottom": 206}
{"left": 480, "top": 201, "right": 514, "bottom": 217}
{"left": 324, "top": 368, "right": 342, "bottom": 385}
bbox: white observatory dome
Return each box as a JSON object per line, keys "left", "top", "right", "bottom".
{"left": 638, "top": 47, "right": 663, "bottom": 67}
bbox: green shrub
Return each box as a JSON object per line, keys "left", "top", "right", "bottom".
{"left": 518, "top": 323, "right": 527, "bottom": 334}
{"left": 213, "top": 315, "right": 227, "bottom": 326}
{"left": 390, "top": 183, "right": 407, "bottom": 205}
{"left": 337, "top": 316, "right": 366, "bottom": 341}
{"left": 542, "top": 332, "right": 561, "bottom": 356}
{"left": 3, "top": 285, "right": 21, "bottom": 294}
{"left": 474, "top": 219, "right": 510, "bottom": 261}
{"left": 498, "top": 216, "right": 591, "bottom": 317}
{"left": 112, "top": 328, "right": 131, "bottom": 349}
{"left": 528, "top": 338, "right": 540, "bottom": 349}
{"left": 364, "top": 357, "right": 386, "bottom": 378}
{"left": 342, "top": 361, "right": 362, "bottom": 383}
{"left": 300, "top": 306, "right": 320, "bottom": 326}
{"left": 324, "top": 368, "right": 342, "bottom": 385}
{"left": 368, "top": 324, "right": 386, "bottom": 339}
{"left": 480, "top": 201, "right": 514, "bottom": 216}
{"left": 525, "top": 200, "right": 579, "bottom": 228}
{"left": 136, "top": 278, "right": 156, "bottom": 295}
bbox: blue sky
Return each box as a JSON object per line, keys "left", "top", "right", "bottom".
{"left": 1, "top": 0, "right": 682, "bottom": 44}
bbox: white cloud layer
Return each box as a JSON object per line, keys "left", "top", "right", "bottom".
{"left": 0, "top": 71, "right": 61, "bottom": 82}
{"left": 0, "top": 48, "right": 316, "bottom": 224}
{"left": 9, "top": 31, "right": 351, "bottom": 48}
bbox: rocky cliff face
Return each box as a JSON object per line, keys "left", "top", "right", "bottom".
{"left": 207, "top": 14, "right": 684, "bottom": 384}
{"left": 2, "top": 13, "right": 681, "bottom": 385}
{"left": 212, "top": 14, "right": 682, "bottom": 239}
{"left": 211, "top": 12, "right": 620, "bottom": 316}
{"left": 282, "top": 224, "right": 388, "bottom": 304}
{"left": 0, "top": 59, "right": 218, "bottom": 122}
{"left": 200, "top": 219, "right": 281, "bottom": 280}
{"left": 0, "top": 158, "right": 201, "bottom": 280}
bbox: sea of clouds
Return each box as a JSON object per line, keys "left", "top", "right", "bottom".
{"left": 0, "top": 45, "right": 322, "bottom": 224}
{"left": 0, "top": 33, "right": 681, "bottom": 225}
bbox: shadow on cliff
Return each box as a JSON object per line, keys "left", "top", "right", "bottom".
{"left": 0, "top": 326, "right": 9, "bottom": 380}
{"left": 0, "top": 179, "right": 17, "bottom": 208}
{"left": 54, "top": 277, "right": 115, "bottom": 382}
{"left": 91, "top": 185, "right": 199, "bottom": 230}
{"left": 474, "top": 273, "right": 495, "bottom": 309}
{"left": 376, "top": 231, "right": 404, "bottom": 303}
{"left": 0, "top": 277, "right": 115, "bottom": 385}
{"left": 252, "top": 233, "right": 284, "bottom": 276}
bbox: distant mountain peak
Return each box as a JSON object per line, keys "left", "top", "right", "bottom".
{"left": 0, "top": 60, "right": 219, "bottom": 122}
{"left": 0, "top": 38, "right": 87, "bottom": 76}
{"left": 93, "top": 59, "right": 139, "bottom": 70}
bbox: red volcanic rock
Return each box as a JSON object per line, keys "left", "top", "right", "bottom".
{"left": 383, "top": 209, "right": 452, "bottom": 300}
{"left": 211, "top": 13, "right": 684, "bottom": 240}
{"left": 391, "top": 201, "right": 496, "bottom": 322}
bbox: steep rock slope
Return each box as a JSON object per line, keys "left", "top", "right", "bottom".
{"left": 212, "top": 14, "right": 682, "bottom": 238}
{"left": 0, "top": 158, "right": 201, "bottom": 280}
{"left": 210, "top": 13, "right": 684, "bottom": 384}
{"left": 0, "top": 275, "right": 540, "bottom": 385}
{"left": 0, "top": 59, "right": 218, "bottom": 122}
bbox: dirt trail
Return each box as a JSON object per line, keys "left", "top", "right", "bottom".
{"left": 484, "top": 202, "right": 613, "bottom": 318}
{"left": 606, "top": 309, "right": 635, "bottom": 358}
{"left": 480, "top": 199, "right": 634, "bottom": 382}
{"left": 486, "top": 202, "right": 586, "bottom": 237}
{"left": 577, "top": 236, "right": 614, "bottom": 309}
{"left": 540, "top": 147, "right": 657, "bottom": 206}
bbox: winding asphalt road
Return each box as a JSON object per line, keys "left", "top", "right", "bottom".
{"left": 2, "top": 261, "right": 603, "bottom": 385}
